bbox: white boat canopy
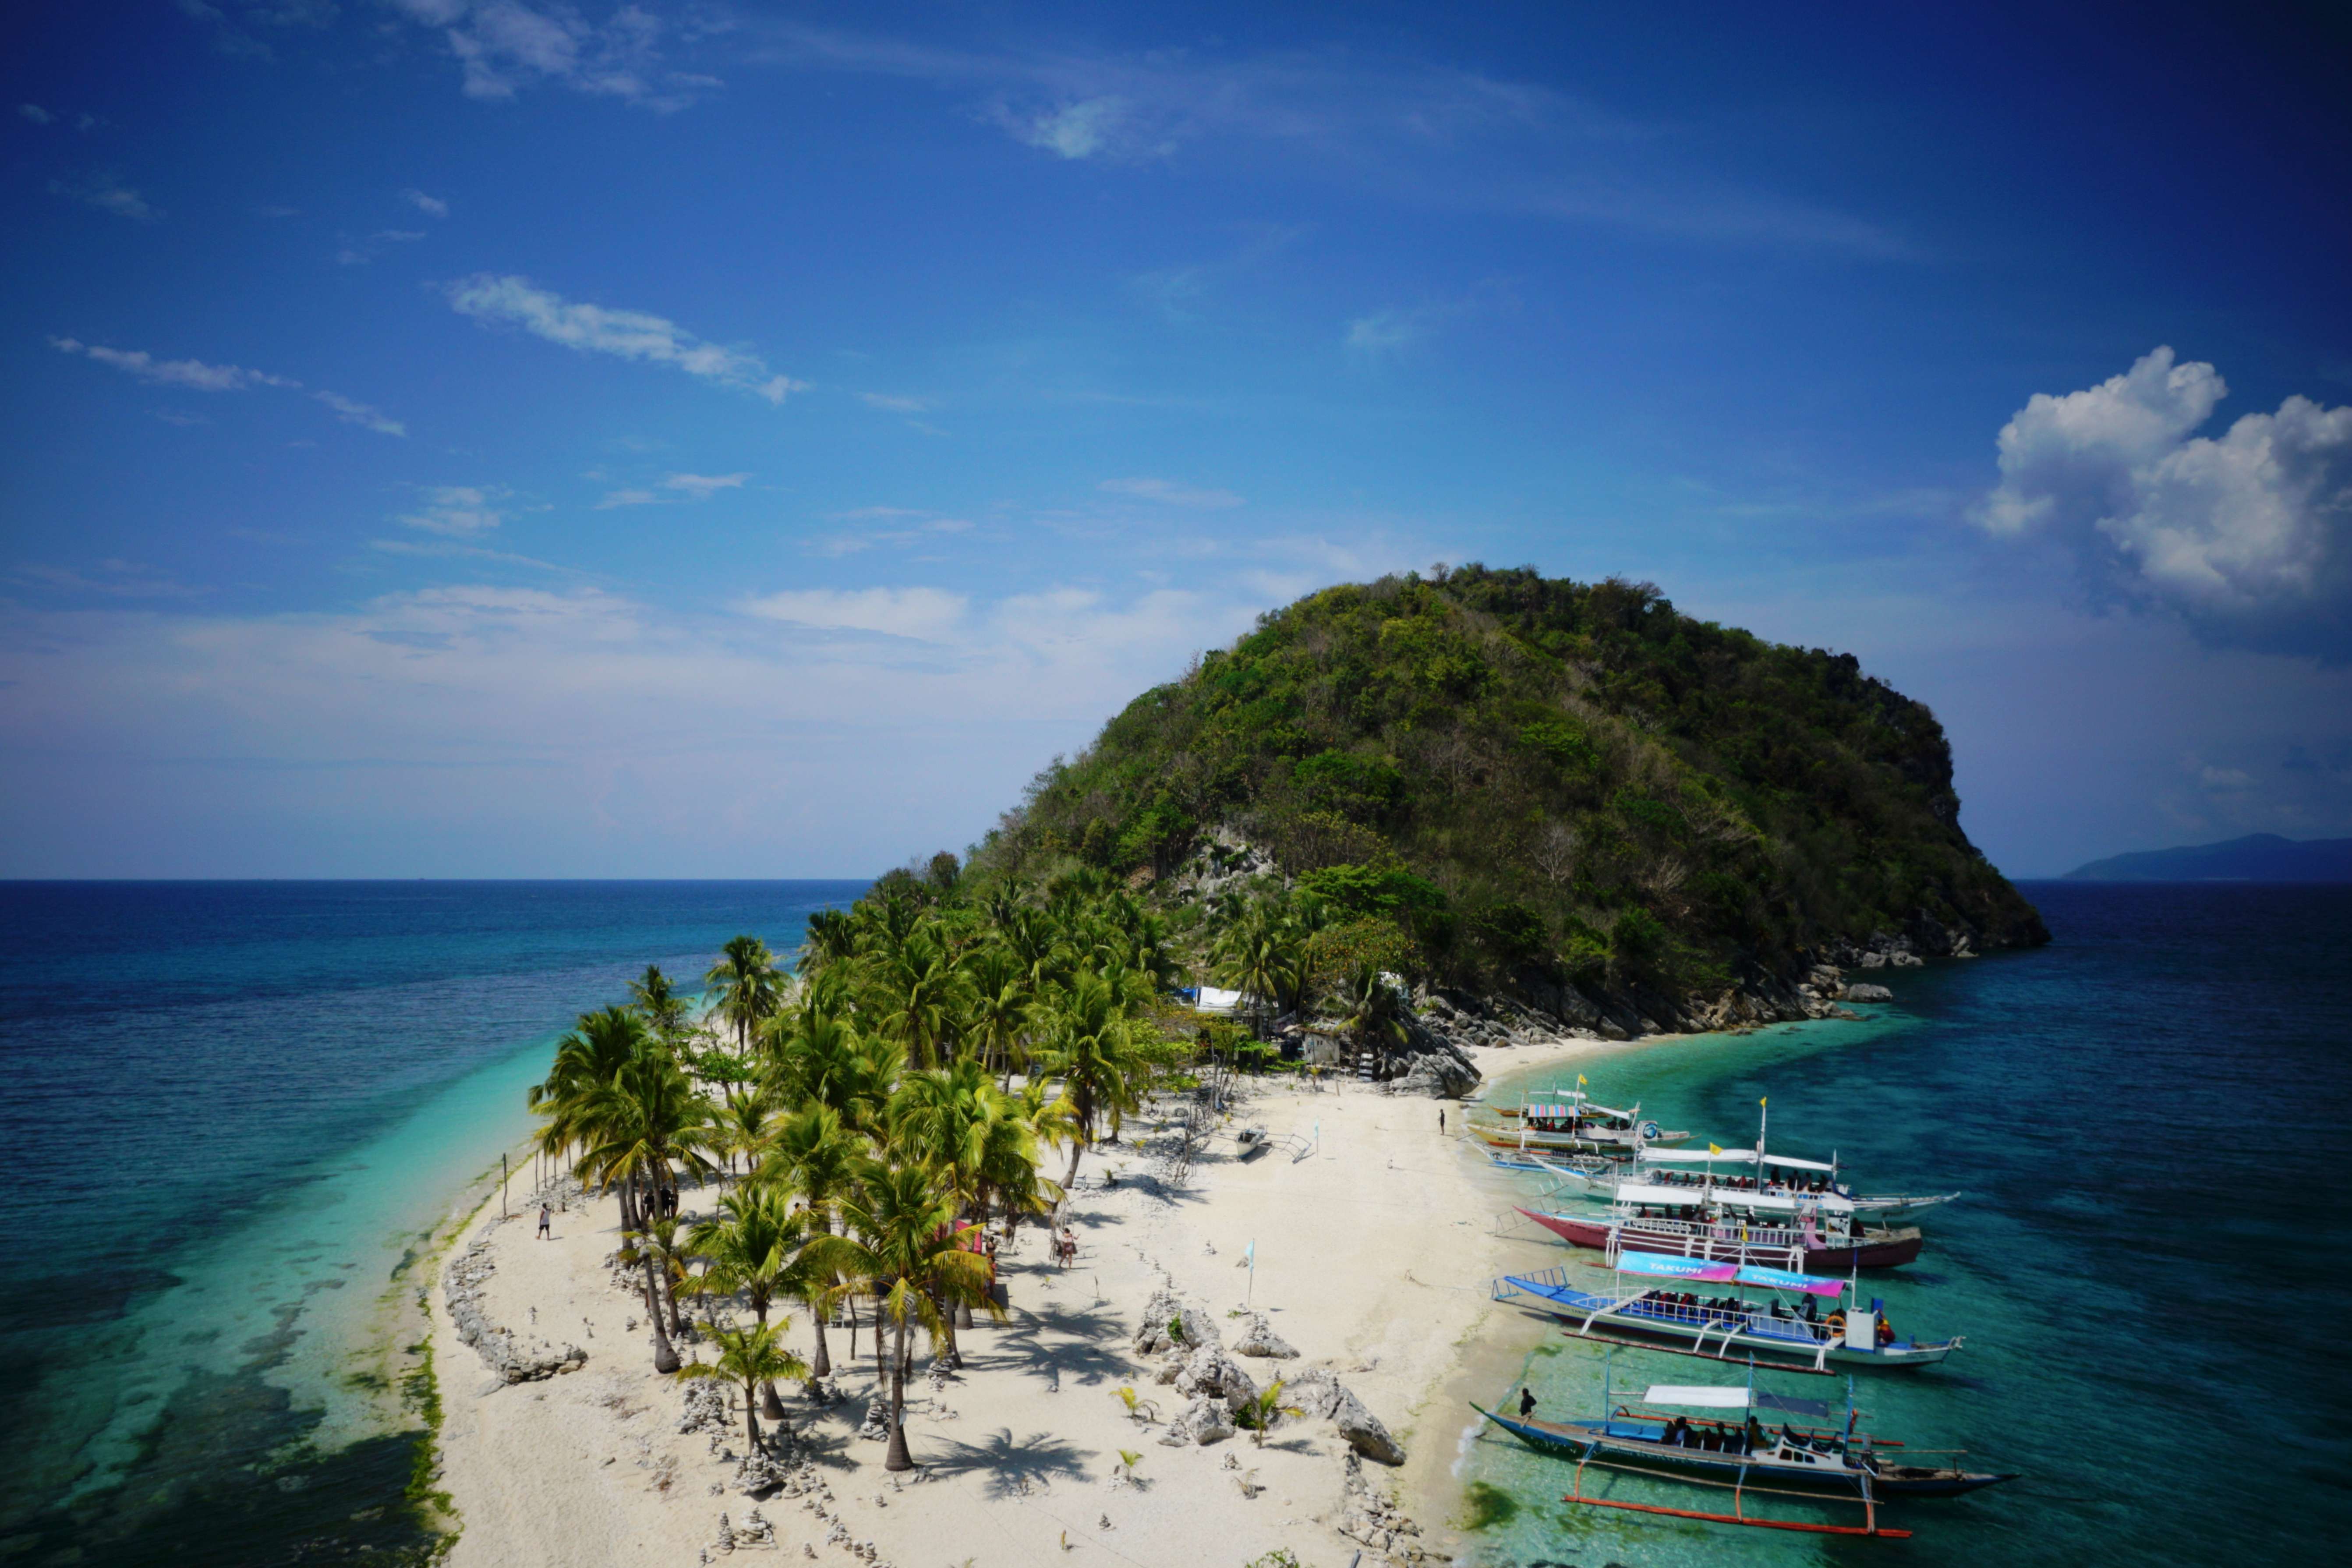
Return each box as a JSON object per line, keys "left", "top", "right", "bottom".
{"left": 1644, "top": 1385, "right": 1751, "bottom": 1409}
{"left": 1640, "top": 1386, "right": 1836, "bottom": 1420}
{"left": 1616, "top": 1182, "right": 1855, "bottom": 1216}
{"left": 1636, "top": 1148, "right": 1836, "bottom": 1173}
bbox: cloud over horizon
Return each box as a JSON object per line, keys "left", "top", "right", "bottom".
{"left": 1978, "top": 347, "right": 2352, "bottom": 663}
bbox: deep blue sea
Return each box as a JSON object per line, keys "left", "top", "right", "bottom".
{"left": 1460, "top": 881, "right": 2352, "bottom": 1566}
{"left": 0, "top": 880, "right": 864, "bottom": 1567}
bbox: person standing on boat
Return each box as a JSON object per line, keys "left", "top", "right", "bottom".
{"left": 1518, "top": 1387, "right": 1538, "bottom": 1419}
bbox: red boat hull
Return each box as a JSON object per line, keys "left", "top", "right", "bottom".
{"left": 1514, "top": 1207, "right": 1923, "bottom": 1272}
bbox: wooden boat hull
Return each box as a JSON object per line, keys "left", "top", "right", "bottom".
{"left": 1514, "top": 1207, "right": 1924, "bottom": 1271}
{"left": 1474, "top": 1407, "right": 2010, "bottom": 1498}
{"left": 1521, "top": 1294, "right": 1956, "bottom": 1369}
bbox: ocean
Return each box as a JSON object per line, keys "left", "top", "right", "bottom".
{"left": 1, "top": 881, "right": 2344, "bottom": 1566}
{"left": 0, "top": 880, "right": 865, "bottom": 1567}
{"left": 1458, "top": 881, "right": 2352, "bottom": 1565}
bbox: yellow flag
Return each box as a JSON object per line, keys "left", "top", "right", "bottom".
{"left": 1759, "top": 1097, "right": 1768, "bottom": 1108}
{"left": 1577, "top": 1074, "right": 1588, "bottom": 1087}
{"left": 1708, "top": 1143, "right": 1723, "bottom": 1156}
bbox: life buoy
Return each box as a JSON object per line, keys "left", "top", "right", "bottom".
{"left": 1640, "top": 1121, "right": 1662, "bottom": 1141}
{"left": 1826, "top": 1311, "right": 1846, "bottom": 1333}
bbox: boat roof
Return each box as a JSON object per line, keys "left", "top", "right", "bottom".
{"left": 1638, "top": 1148, "right": 1837, "bottom": 1174}
{"left": 1616, "top": 1181, "right": 1854, "bottom": 1216}
{"left": 1525, "top": 1101, "right": 1633, "bottom": 1119}
{"left": 1612, "top": 1250, "right": 1846, "bottom": 1297}
{"left": 1643, "top": 1386, "right": 1836, "bottom": 1420}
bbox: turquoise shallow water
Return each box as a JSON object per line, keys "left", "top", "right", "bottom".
{"left": 0, "top": 880, "right": 863, "bottom": 1565}
{"left": 1454, "top": 882, "right": 2352, "bottom": 1567}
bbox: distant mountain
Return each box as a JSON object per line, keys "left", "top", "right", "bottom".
{"left": 2063, "top": 833, "right": 2352, "bottom": 883}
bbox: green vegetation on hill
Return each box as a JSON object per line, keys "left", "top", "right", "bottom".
{"left": 973, "top": 566, "right": 2046, "bottom": 1011}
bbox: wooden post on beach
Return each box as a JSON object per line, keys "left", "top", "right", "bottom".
{"left": 502, "top": 1154, "right": 508, "bottom": 1217}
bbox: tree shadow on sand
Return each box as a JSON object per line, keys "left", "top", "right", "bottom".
{"left": 913, "top": 1427, "right": 1096, "bottom": 1497}
{"left": 958, "top": 1300, "right": 1134, "bottom": 1392}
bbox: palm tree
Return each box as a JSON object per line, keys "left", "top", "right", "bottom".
{"left": 960, "top": 945, "right": 1036, "bottom": 1083}
{"left": 618, "top": 1220, "right": 685, "bottom": 1373}
{"left": 1038, "top": 970, "right": 1150, "bottom": 1190}
{"left": 1214, "top": 922, "right": 1296, "bottom": 1037}
{"left": 527, "top": 1006, "right": 652, "bottom": 1162}
{"left": 689, "top": 1187, "right": 809, "bottom": 1419}
{"left": 706, "top": 934, "right": 784, "bottom": 1053}
{"left": 1333, "top": 963, "right": 1409, "bottom": 1068}
{"left": 1236, "top": 1377, "right": 1305, "bottom": 1447}
{"left": 717, "top": 1085, "right": 780, "bottom": 1180}
{"left": 637, "top": 1210, "right": 694, "bottom": 1338}
{"left": 763, "top": 1104, "right": 862, "bottom": 1377}
{"left": 629, "top": 964, "right": 690, "bottom": 1050}
{"left": 577, "top": 1053, "right": 718, "bottom": 1369}
{"left": 868, "top": 926, "right": 966, "bottom": 1069}
{"left": 678, "top": 1321, "right": 808, "bottom": 1451}
{"left": 805, "top": 1162, "right": 1000, "bottom": 1471}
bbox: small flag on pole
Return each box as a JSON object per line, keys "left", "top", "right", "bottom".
{"left": 1708, "top": 1143, "right": 1723, "bottom": 1156}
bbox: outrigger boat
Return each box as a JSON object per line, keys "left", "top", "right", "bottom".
{"left": 1514, "top": 1182, "right": 1925, "bottom": 1270}
{"left": 1474, "top": 1091, "right": 1689, "bottom": 1154}
{"left": 1541, "top": 1145, "right": 1962, "bottom": 1220}
{"left": 1493, "top": 1254, "right": 1960, "bottom": 1370}
{"left": 1471, "top": 1356, "right": 2012, "bottom": 1539}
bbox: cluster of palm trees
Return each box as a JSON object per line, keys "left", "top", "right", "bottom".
{"left": 1204, "top": 887, "right": 1412, "bottom": 1059}
{"left": 526, "top": 870, "right": 1181, "bottom": 1470}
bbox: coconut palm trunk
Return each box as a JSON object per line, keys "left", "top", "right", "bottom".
{"left": 884, "top": 1315, "right": 914, "bottom": 1471}
{"left": 641, "top": 1248, "right": 681, "bottom": 1373}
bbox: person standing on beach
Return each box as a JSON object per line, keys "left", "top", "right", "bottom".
{"left": 537, "top": 1203, "right": 551, "bottom": 1239}
{"left": 1438, "top": 1109, "right": 1446, "bottom": 1135}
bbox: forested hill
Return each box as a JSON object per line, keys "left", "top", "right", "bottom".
{"left": 972, "top": 566, "right": 2047, "bottom": 1030}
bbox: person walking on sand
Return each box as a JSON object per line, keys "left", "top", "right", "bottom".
{"left": 1438, "top": 1108, "right": 1446, "bottom": 1135}
{"left": 537, "top": 1203, "right": 552, "bottom": 1239}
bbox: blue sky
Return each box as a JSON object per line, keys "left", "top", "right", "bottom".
{"left": 4, "top": 1, "right": 2349, "bottom": 878}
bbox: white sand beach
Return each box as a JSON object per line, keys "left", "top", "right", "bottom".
{"left": 425, "top": 1035, "right": 1688, "bottom": 1568}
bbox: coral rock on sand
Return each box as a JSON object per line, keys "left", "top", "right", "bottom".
{"left": 1132, "top": 1286, "right": 1223, "bottom": 1357}
{"left": 1231, "top": 1313, "right": 1298, "bottom": 1359}
{"left": 1160, "top": 1395, "right": 1236, "bottom": 1446}
{"left": 1287, "top": 1370, "right": 1406, "bottom": 1465}
{"left": 1173, "top": 1345, "right": 1259, "bottom": 1406}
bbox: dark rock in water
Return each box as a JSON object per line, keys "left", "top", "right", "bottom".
{"left": 1845, "top": 982, "right": 1894, "bottom": 1003}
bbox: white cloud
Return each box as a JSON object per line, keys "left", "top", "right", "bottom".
{"left": 50, "top": 336, "right": 294, "bottom": 392}
{"left": 1344, "top": 308, "right": 1421, "bottom": 353}
{"left": 1977, "top": 347, "right": 2352, "bottom": 662}
{"left": 50, "top": 174, "right": 161, "bottom": 223}
{"left": 595, "top": 488, "right": 660, "bottom": 509}
{"left": 665, "top": 471, "right": 750, "bottom": 496}
{"left": 1098, "top": 476, "right": 1244, "bottom": 510}
{"left": 857, "top": 392, "right": 931, "bottom": 413}
{"left": 53, "top": 337, "right": 404, "bottom": 437}
{"left": 735, "top": 586, "right": 969, "bottom": 642}
{"left": 398, "top": 486, "right": 507, "bottom": 535}
{"left": 999, "top": 97, "right": 1132, "bottom": 160}
{"left": 382, "top": 0, "right": 716, "bottom": 110}
{"left": 20, "top": 103, "right": 53, "bottom": 124}
{"left": 445, "top": 274, "right": 807, "bottom": 404}
{"left": 313, "top": 389, "right": 407, "bottom": 436}
{"left": 11, "top": 559, "right": 208, "bottom": 598}
{"left": 401, "top": 188, "right": 449, "bottom": 217}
